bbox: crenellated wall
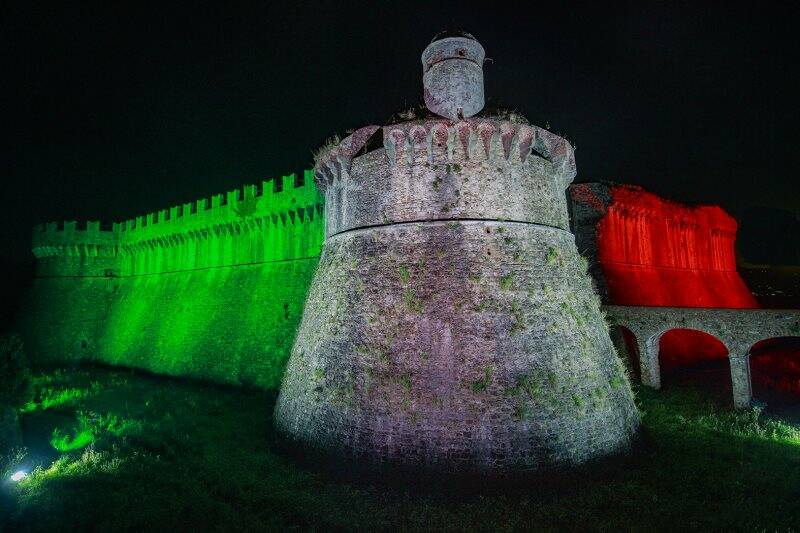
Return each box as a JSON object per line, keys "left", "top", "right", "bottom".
{"left": 569, "top": 182, "right": 758, "bottom": 309}
{"left": 31, "top": 171, "right": 324, "bottom": 277}
{"left": 31, "top": 220, "right": 121, "bottom": 277}
{"left": 19, "top": 171, "right": 325, "bottom": 389}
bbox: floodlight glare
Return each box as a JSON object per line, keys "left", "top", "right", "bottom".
{"left": 10, "top": 470, "right": 27, "bottom": 482}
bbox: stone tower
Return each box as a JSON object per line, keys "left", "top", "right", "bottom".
{"left": 274, "top": 33, "right": 639, "bottom": 473}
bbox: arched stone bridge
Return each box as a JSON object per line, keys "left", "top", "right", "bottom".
{"left": 602, "top": 305, "right": 800, "bottom": 408}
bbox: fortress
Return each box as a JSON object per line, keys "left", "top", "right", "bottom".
{"left": 24, "top": 34, "right": 639, "bottom": 473}
{"left": 16, "top": 34, "right": 800, "bottom": 472}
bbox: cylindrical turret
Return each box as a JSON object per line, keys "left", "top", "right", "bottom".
{"left": 422, "top": 33, "right": 485, "bottom": 119}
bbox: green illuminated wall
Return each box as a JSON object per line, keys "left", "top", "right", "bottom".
{"left": 19, "top": 171, "right": 325, "bottom": 389}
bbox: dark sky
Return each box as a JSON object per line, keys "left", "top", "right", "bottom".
{"left": 3, "top": 1, "right": 799, "bottom": 263}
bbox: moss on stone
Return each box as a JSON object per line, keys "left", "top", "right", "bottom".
{"left": 402, "top": 288, "right": 424, "bottom": 313}
{"left": 398, "top": 265, "right": 410, "bottom": 284}
{"left": 470, "top": 366, "right": 493, "bottom": 393}
{"left": 397, "top": 372, "right": 412, "bottom": 392}
{"left": 546, "top": 247, "right": 559, "bottom": 265}
{"left": 510, "top": 300, "right": 525, "bottom": 334}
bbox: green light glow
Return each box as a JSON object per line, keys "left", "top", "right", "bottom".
{"left": 20, "top": 171, "right": 325, "bottom": 389}
{"left": 50, "top": 428, "right": 94, "bottom": 452}
{"left": 49, "top": 412, "right": 144, "bottom": 452}
{"left": 22, "top": 384, "right": 99, "bottom": 413}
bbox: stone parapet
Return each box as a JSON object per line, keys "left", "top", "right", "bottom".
{"left": 315, "top": 119, "right": 576, "bottom": 238}
{"left": 31, "top": 221, "right": 121, "bottom": 277}
{"left": 30, "top": 171, "right": 324, "bottom": 277}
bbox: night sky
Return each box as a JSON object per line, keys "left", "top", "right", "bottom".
{"left": 3, "top": 2, "right": 799, "bottom": 265}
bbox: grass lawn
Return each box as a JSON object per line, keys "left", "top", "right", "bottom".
{"left": 2, "top": 365, "right": 800, "bottom": 531}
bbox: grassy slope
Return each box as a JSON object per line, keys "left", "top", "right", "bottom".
{"left": 2, "top": 366, "right": 800, "bottom": 532}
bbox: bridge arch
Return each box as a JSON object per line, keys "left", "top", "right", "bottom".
{"left": 601, "top": 305, "right": 800, "bottom": 409}
{"left": 656, "top": 328, "right": 732, "bottom": 401}
{"left": 657, "top": 328, "right": 729, "bottom": 375}
{"left": 748, "top": 336, "right": 800, "bottom": 403}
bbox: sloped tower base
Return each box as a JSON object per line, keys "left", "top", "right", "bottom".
{"left": 276, "top": 217, "right": 639, "bottom": 472}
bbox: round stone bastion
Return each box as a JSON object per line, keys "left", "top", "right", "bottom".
{"left": 274, "top": 118, "right": 639, "bottom": 473}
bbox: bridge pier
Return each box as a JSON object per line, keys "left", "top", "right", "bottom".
{"left": 728, "top": 352, "right": 753, "bottom": 409}
{"left": 637, "top": 335, "right": 661, "bottom": 389}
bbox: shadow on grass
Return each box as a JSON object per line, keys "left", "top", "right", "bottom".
{"left": 3, "top": 364, "right": 800, "bottom": 531}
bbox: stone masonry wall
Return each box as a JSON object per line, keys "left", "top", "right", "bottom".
{"left": 19, "top": 172, "right": 325, "bottom": 389}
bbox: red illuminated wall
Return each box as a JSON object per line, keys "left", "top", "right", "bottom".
{"left": 596, "top": 185, "right": 758, "bottom": 309}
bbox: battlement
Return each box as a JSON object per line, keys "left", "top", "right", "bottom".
{"left": 32, "top": 219, "right": 116, "bottom": 240}
{"left": 114, "top": 171, "right": 320, "bottom": 238}
{"left": 570, "top": 183, "right": 739, "bottom": 237}
{"left": 33, "top": 171, "right": 320, "bottom": 239}
{"left": 31, "top": 170, "right": 325, "bottom": 276}
{"left": 315, "top": 118, "right": 576, "bottom": 238}
{"left": 31, "top": 220, "right": 119, "bottom": 258}
{"left": 568, "top": 182, "right": 756, "bottom": 308}
{"left": 314, "top": 125, "right": 380, "bottom": 190}
{"left": 315, "top": 119, "right": 575, "bottom": 190}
